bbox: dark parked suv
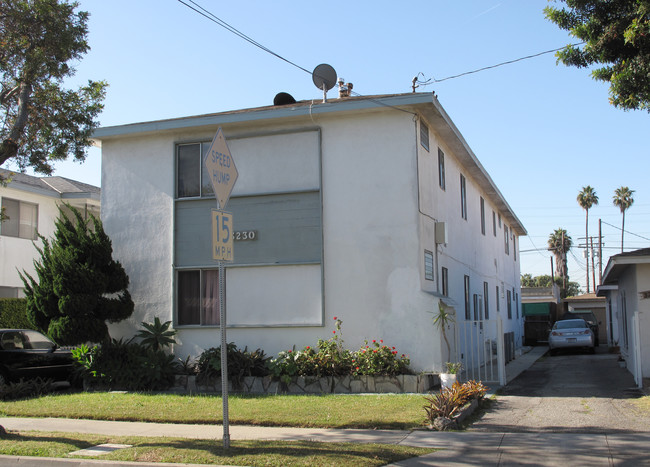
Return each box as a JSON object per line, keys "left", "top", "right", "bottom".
{"left": 560, "top": 312, "right": 600, "bottom": 346}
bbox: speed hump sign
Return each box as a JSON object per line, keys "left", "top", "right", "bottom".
{"left": 211, "top": 209, "right": 233, "bottom": 262}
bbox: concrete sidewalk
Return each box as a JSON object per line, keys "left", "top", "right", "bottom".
{"left": 2, "top": 417, "right": 649, "bottom": 466}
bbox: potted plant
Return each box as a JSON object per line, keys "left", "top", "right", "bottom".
{"left": 430, "top": 302, "right": 460, "bottom": 389}
{"left": 440, "top": 362, "right": 462, "bottom": 389}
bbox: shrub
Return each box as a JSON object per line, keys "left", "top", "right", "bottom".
{"left": 423, "top": 380, "right": 489, "bottom": 424}
{"left": 0, "top": 298, "right": 33, "bottom": 329}
{"left": 197, "top": 343, "right": 270, "bottom": 388}
{"left": 135, "top": 317, "right": 177, "bottom": 352}
{"left": 0, "top": 377, "right": 55, "bottom": 401}
{"left": 268, "top": 318, "right": 412, "bottom": 381}
{"left": 352, "top": 340, "right": 411, "bottom": 376}
{"left": 72, "top": 338, "right": 178, "bottom": 391}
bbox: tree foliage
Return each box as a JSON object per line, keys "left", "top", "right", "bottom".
{"left": 0, "top": 0, "right": 107, "bottom": 178}
{"left": 548, "top": 228, "right": 573, "bottom": 281}
{"left": 520, "top": 273, "right": 581, "bottom": 299}
{"left": 613, "top": 185, "right": 635, "bottom": 252}
{"left": 545, "top": 0, "right": 650, "bottom": 111}
{"left": 577, "top": 185, "right": 598, "bottom": 292}
{"left": 20, "top": 205, "right": 133, "bottom": 345}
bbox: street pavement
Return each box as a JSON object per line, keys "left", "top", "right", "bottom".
{"left": 1, "top": 346, "right": 649, "bottom": 466}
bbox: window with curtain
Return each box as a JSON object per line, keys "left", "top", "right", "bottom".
{"left": 177, "top": 269, "right": 223, "bottom": 326}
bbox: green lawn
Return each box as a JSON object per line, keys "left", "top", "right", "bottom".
{"left": 0, "top": 431, "right": 435, "bottom": 466}
{"left": 0, "top": 392, "right": 428, "bottom": 430}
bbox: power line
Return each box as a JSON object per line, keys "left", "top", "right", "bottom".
{"left": 177, "top": 0, "right": 311, "bottom": 75}
{"left": 177, "top": 0, "right": 417, "bottom": 117}
{"left": 601, "top": 220, "right": 650, "bottom": 242}
{"left": 415, "top": 43, "right": 586, "bottom": 85}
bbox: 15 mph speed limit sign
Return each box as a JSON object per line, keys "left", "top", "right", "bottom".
{"left": 211, "top": 209, "right": 233, "bottom": 262}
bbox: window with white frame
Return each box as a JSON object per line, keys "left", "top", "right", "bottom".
{"left": 176, "top": 142, "right": 216, "bottom": 199}
{"left": 484, "top": 281, "right": 489, "bottom": 319}
{"left": 460, "top": 174, "right": 467, "bottom": 220}
{"left": 420, "top": 121, "right": 429, "bottom": 151}
{"left": 464, "top": 275, "right": 470, "bottom": 320}
{"left": 424, "top": 250, "right": 434, "bottom": 281}
{"left": 0, "top": 198, "right": 38, "bottom": 240}
{"left": 480, "top": 197, "right": 485, "bottom": 235}
{"left": 441, "top": 267, "right": 449, "bottom": 296}
{"left": 177, "top": 269, "right": 224, "bottom": 326}
{"left": 438, "top": 148, "right": 445, "bottom": 190}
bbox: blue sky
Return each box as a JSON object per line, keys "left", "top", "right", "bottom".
{"left": 9, "top": 0, "right": 649, "bottom": 291}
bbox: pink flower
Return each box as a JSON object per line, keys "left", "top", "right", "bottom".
{"left": 373, "top": 350, "right": 378, "bottom": 353}
{"left": 372, "top": 340, "right": 376, "bottom": 343}
{"left": 356, "top": 366, "right": 360, "bottom": 370}
{"left": 333, "top": 330, "right": 336, "bottom": 334}
{"left": 288, "top": 350, "right": 292, "bottom": 353}
{"left": 306, "top": 346, "right": 310, "bottom": 350}
{"left": 333, "top": 316, "right": 337, "bottom": 320}
{"left": 380, "top": 340, "right": 383, "bottom": 343}
{"left": 392, "top": 347, "right": 395, "bottom": 350}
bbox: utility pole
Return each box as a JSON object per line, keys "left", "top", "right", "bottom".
{"left": 598, "top": 219, "right": 603, "bottom": 286}
{"left": 590, "top": 236, "right": 596, "bottom": 293}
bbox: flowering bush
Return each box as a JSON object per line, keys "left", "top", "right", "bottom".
{"left": 352, "top": 340, "right": 411, "bottom": 376}
{"left": 268, "top": 317, "right": 411, "bottom": 382}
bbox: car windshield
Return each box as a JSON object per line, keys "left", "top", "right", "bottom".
{"left": 21, "top": 331, "right": 55, "bottom": 350}
{"left": 555, "top": 320, "right": 587, "bottom": 330}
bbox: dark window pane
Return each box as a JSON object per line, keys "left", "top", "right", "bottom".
{"left": 177, "top": 144, "right": 201, "bottom": 198}
{"left": 201, "top": 142, "right": 215, "bottom": 196}
{"left": 178, "top": 270, "right": 200, "bottom": 325}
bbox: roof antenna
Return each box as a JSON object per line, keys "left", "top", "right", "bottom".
{"left": 312, "top": 64, "right": 337, "bottom": 103}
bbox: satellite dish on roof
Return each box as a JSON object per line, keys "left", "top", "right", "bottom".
{"left": 312, "top": 64, "right": 337, "bottom": 102}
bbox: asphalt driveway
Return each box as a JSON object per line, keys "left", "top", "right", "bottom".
{"left": 469, "top": 346, "right": 650, "bottom": 434}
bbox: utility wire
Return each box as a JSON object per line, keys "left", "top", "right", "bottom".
{"left": 601, "top": 220, "right": 650, "bottom": 242}
{"left": 177, "top": 0, "right": 417, "bottom": 117}
{"left": 177, "top": 0, "right": 311, "bottom": 75}
{"left": 415, "top": 43, "right": 586, "bottom": 85}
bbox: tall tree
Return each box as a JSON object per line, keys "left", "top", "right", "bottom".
{"left": 0, "top": 0, "right": 107, "bottom": 181}
{"left": 548, "top": 228, "right": 573, "bottom": 288}
{"left": 577, "top": 186, "right": 598, "bottom": 292}
{"left": 20, "top": 206, "right": 134, "bottom": 345}
{"left": 613, "top": 186, "right": 635, "bottom": 253}
{"left": 545, "top": 0, "right": 650, "bottom": 111}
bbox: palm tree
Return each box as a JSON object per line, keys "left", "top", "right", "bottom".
{"left": 548, "top": 228, "right": 573, "bottom": 289}
{"left": 577, "top": 186, "right": 598, "bottom": 293}
{"left": 613, "top": 187, "right": 634, "bottom": 253}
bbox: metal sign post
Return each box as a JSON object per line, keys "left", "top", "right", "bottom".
{"left": 203, "top": 127, "right": 238, "bottom": 449}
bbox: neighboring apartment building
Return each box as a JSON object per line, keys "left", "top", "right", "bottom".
{"left": 597, "top": 248, "right": 650, "bottom": 387}
{"left": 93, "top": 92, "right": 526, "bottom": 373}
{"left": 0, "top": 168, "right": 100, "bottom": 298}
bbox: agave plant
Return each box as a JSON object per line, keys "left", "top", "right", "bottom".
{"left": 136, "top": 317, "right": 177, "bottom": 352}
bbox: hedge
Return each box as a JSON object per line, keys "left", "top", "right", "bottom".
{"left": 0, "top": 298, "right": 34, "bottom": 329}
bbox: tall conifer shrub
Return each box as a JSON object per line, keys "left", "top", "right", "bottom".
{"left": 20, "top": 205, "right": 133, "bottom": 345}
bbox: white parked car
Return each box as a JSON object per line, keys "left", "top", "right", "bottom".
{"left": 548, "top": 319, "right": 595, "bottom": 355}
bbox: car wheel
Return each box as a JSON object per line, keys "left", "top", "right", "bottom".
{"left": 549, "top": 348, "right": 556, "bottom": 356}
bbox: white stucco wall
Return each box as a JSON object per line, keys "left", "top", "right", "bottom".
{"left": 0, "top": 187, "right": 60, "bottom": 295}
{"left": 99, "top": 102, "right": 523, "bottom": 373}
